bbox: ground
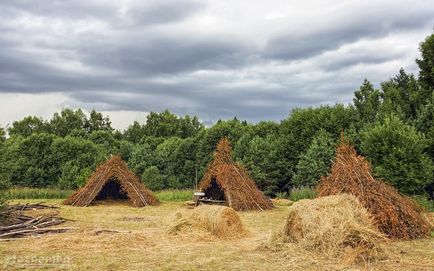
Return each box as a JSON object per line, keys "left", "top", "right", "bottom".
{"left": 0, "top": 200, "right": 433, "bottom": 271}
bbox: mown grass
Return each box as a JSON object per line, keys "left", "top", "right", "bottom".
{"left": 5, "top": 187, "right": 193, "bottom": 202}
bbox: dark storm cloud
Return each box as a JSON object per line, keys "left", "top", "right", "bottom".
{"left": 0, "top": 0, "right": 433, "bottom": 125}
{"left": 265, "top": 5, "right": 434, "bottom": 60}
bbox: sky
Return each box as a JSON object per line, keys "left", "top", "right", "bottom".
{"left": 0, "top": 0, "right": 433, "bottom": 130}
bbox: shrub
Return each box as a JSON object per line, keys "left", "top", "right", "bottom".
{"left": 361, "top": 115, "right": 433, "bottom": 195}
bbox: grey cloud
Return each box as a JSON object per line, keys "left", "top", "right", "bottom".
{"left": 0, "top": 0, "right": 433, "bottom": 125}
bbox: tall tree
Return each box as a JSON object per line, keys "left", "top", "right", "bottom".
{"left": 380, "top": 68, "right": 424, "bottom": 121}
{"left": 8, "top": 116, "right": 50, "bottom": 137}
{"left": 416, "top": 33, "right": 434, "bottom": 93}
{"left": 50, "top": 108, "right": 87, "bottom": 137}
{"left": 292, "top": 130, "right": 336, "bottom": 187}
{"left": 85, "top": 110, "right": 113, "bottom": 133}
{"left": 353, "top": 79, "right": 381, "bottom": 122}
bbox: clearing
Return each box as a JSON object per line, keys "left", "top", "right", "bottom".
{"left": 0, "top": 199, "right": 433, "bottom": 271}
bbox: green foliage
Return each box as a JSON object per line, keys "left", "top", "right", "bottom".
{"left": 353, "top": 79, "right": 381, "bottom": 122}
{"left": 416, "top": 33, "right": 434, "bottom": 92}
{"left": 361, "top": 115, "right": 433, "bottom": 195}
{"left": 235, "top": 134, "right": 281, "bottom": 195}
{"left": 8, "top": 116, "right": 50, "bottom": 137}
{"left": 379, "top": 68, "right": 428, "bottom": 121}
{"left": 289, "top": 187, "right": 317, "bottom": 201}
{"left": 292, "top": 130, "right": 336, "bottom": 187}
{"left": 141, "top": 166, "right": 166, "bottom": 191}
{"left": 0, "top": 124, "right": 7, "bottom": 142}
{"left": 52, "top": 136, "right": 104, "bottom": 189}
{"left": 50, "top": 108, "right": 87, "bottom": 137}
{"left": 5, "top": 187, "right": 73, "bottom": 199}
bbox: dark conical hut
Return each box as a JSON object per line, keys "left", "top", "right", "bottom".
{"left": 198, "top": 138, "right": 274, "bottom": 211}
{"left": 317, "top": 135, "right": 430, "bottom": 239}
{"left": 64, "top": 155, "right": 159, "bottom": 207}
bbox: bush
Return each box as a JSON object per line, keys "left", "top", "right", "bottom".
{"left": 292, "top": 130, "right": 335, "bottom": 187}
{"left": 141, "top": 166, "right": 165, "bottom": 190}
{"left": 289, "top": 187, "right": 317, "bottom": 201}
{"left": 361, "top": 115, "right": 433, "bottom": 195}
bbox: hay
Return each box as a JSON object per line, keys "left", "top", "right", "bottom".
{"left": 168, "top": 205, "right": 249, "bottom": 239}
{"left": 274, "top": 194, "right": 386, "bottom": 264}
{"left": 64, "top": 155, "right": 159, "bottom": 207}
{"left": 317, "top": 136, "right": 431, "bottom": 239}
{"left": 199, "top": 138, "right": 274, "bottom": 211}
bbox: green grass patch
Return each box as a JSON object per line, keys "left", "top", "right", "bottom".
{"left": 155, "top": 189, "right": 192, "bottom": 202}
{"left": 5, "top": 187, "right": 74, "bottom": 200}
{"left": 5, "top": 187, "right": 193, "bottom": 202}
{"left": 289, "top": 187, "right": 317, "bottom": 201}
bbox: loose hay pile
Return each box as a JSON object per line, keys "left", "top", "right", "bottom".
{"left": 317, "top": 137, "right": 430, "bottom": 239}
{"left": 274, "top": 194, "right": 386, "bottom": 264}
{"left": 64, "top": 155, "right": 159, "bottom": 207}
{"left": 199, "top": 138, "right": 274, "bottom": 211}
{"left": 168, "top": 205, "right": 249, "bottom": 239}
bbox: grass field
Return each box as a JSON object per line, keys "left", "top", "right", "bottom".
{"left": 0, "top": 199, "right": 433, "bottom": 271}
{"left": 4, "top": 188, "right": 193, "bottom": 202}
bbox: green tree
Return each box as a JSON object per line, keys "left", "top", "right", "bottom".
{"left": 50, "top": 108, "right": 87, "bottom": 137}
{"left": 416, "top": 33, "right": 434, "bottom": 92}
{"left": 85, "top": 110, "right": 113, "bottom": 133}
{"left": 123, "top": 121, "right": 146, "bottom": 143}
{"left": 13, "top": 133, "right": 57, "bottom": 187}
{"left": 413, "top": 94, "right": 434, "bottom": 159}
{"left": 292, "top": 130, "right": 336, "bottom": 187}
{"left": 235, "top": 135, "right": 281, "bottom": 195}
{"left": 361, "top": 115, "right": 433, "bottom": 195}
{"left": 380, "top": 69, "right": 426, "bottom": 121}
{"left": 141, "top": 166, "right": 165, "bottom": 190}
{"left": 0, "top": 124, "right": 5, "bottom": 142}
{"left": 52, "top": 136, "right": 104, "bottom": 189}
{"left": 353, "top": 79, "right": 381, "bottom": 122}
{"left": 8, "top": 116, "right": 50, "bottom": 137}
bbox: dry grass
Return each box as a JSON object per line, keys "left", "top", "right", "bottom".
{"left": 267, "top": 194, "right": 387, "bottom": 266}
{"left": 0, "top": 199, "right": 433, "bottom": 271}
{"left": 168, "top": 205, "right": 249, "bottom": 239}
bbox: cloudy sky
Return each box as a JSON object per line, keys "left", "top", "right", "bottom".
{"left": 0, "top": 0, "right": 433, "bottom": 129}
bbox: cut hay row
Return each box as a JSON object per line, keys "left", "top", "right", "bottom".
{"left": 64, "top": 155, "right": 159, "bottom": 207}
{"left": 317, "top": 136, "right": 431, "bottom": 239}
{"left": 168, "top": 205, "right": 249, "bottom": 239}
{"left": 199, "top": 138, "right": 274, "bottom": 211}
{"left": 272, "top": 194, "right": 386, "bottom": 265}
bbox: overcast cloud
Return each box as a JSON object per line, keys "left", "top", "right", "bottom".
{"left": 0, "top": 0, "right": 433, "bottom": 129}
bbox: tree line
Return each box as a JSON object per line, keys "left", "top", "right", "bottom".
{"left": 0, "top": 33, "right": 433, "bottom": 200}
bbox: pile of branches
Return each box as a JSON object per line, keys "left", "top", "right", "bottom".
{"left": 317, "top": 136, "right": 431, "bottom": 239}
{"left": 199, "top": 138, "right": 274, "bottom": 211}
{"left": 0, "top": 203, "right": 70, "bottom": 241}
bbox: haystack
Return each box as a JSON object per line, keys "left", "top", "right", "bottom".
{"left": 198, "top": 138, "right": 274, "bottom": 211}
{"left": 317, "top": 137, "right": 430, "bottom": 239}
{"left": 275, "top": 194, "right": 385, "bottom": 263}
{"left": 168, "top": 205, "right": 249, "bottom": 239}
{"left": 64, "top": 155, "right": 159, "bottom": 207}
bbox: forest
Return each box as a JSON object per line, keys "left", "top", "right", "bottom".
{"left": 0, "top": 33, "right": 433, "bottom": 203}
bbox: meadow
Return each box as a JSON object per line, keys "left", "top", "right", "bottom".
{"left": 1, "top": 197, "right": 433, "bottom": 271}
